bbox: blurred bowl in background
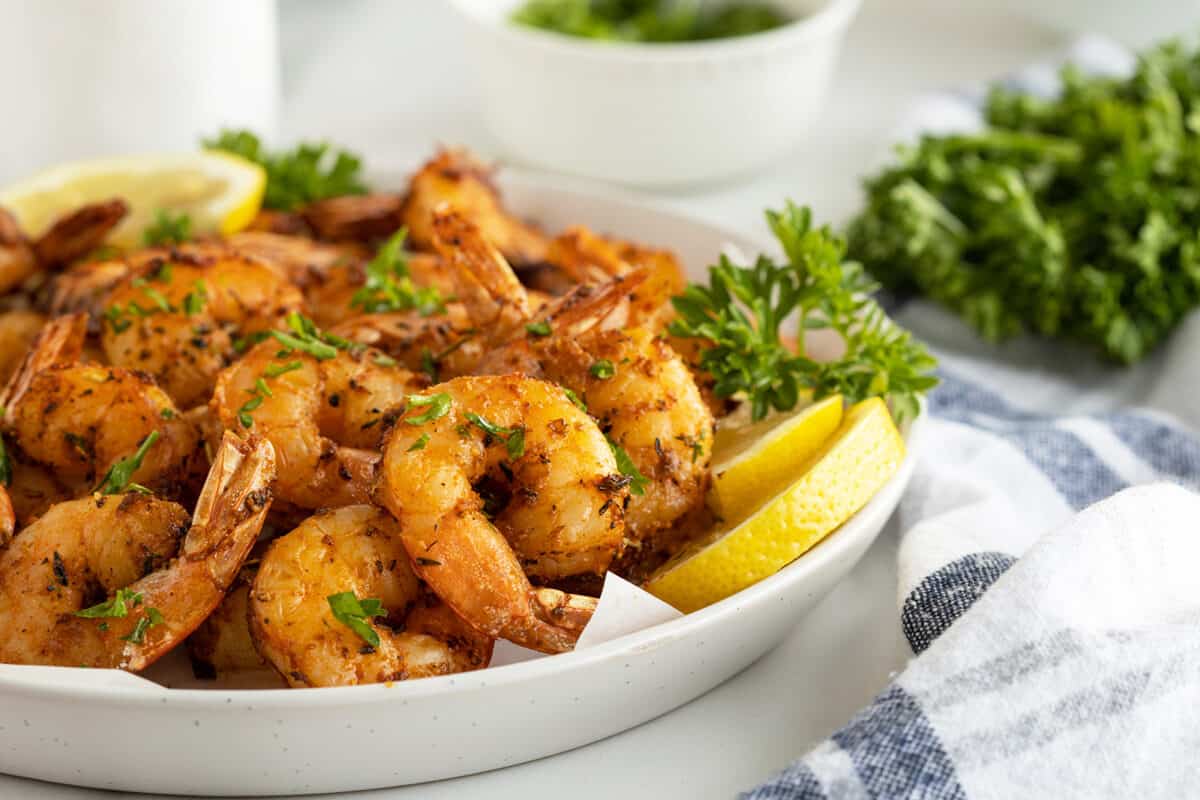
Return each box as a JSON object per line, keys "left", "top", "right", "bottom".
{"left": 1004, "top": 0, "right": 1200, "bottom": 48}
{"left": 447, "top": 0, "right": 860, "bottom": 188}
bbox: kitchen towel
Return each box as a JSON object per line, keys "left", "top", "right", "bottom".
{"left": 746, "top": 37, "right": 1200, "bottom": 800}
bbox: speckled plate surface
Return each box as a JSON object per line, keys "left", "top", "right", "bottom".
{"left": 0, "top": 170, "right": 920, "bottom": 796}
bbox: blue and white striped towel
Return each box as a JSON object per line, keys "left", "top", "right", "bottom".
{"left": 747, "top": 37, "right": 1200, "bottom": 800}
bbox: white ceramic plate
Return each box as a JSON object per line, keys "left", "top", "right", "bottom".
{"left": 0, "top": 172, "right": 921, "bottom": 796}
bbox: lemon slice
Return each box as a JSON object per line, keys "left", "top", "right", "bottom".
{"left": 0, "top": 152, "right": 266, "bottom": 247}
{"left": 710, "top": 394, "right": 843, "bottom": 525}
{"left": 645, "top": 398, "right": 905, "bottom": 613}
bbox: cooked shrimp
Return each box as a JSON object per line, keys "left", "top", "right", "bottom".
{"left": 188, "top": 576, "right": 272, "bottom": 676}
{"left": 546, "top": 224, "right": 686, "bottom": 310}
{"left": 435, "top": 211, "right": 714, "bottom": 563}
{"left": 1, "top": 315, "right": 199, "bottom": 509}
{"left": 32, "top": 198, "right": 128, "bottom": 269}
{"left": 379, "top": 374, "right": 624, "bottom": 653}
{"left": 0, "top": 310, "right": 47, "bottom": 385}
{"left": 100, "top": 247, "right": 304, "bottom": 408}
{"left": 301, "top": 194, "right": 404, "bottom": 242}
{"left": 211, "top": 334, "right": 425, "bottom": 509}
{"left": 0, "top": 433, "right": 275, "bottom": 670}
{"left": 329, "top": 305, "right": 484, "bottom": 380}
{"left": 0, "top": 207, "right": 38, "bottom": 295}
{"left": 0, "top": 485, "right": 15, "bottom": 547}
{"left": 402, "top": 149, "right": 549, "bottom": 265}
{"left": 250, "top": 505, "right": 493, "bottom": 687}
{"left": 225, "top": 231, "right": 367, "bottom": 289}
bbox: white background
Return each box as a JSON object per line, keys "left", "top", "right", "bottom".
{"left": 1, "top": 1, "right": 1072, "bottom": 797}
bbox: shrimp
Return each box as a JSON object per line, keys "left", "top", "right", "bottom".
{"left": 1, "top": 315, "right": 199, "bottom": 513}
{"left": 210, "top": 333, "right": 426, "bottom": 510}
{"left": 100, "top": 246, "right": 304, "bottom": 408}
{"left": 0, "top": 207, "right": 38, "bottom": 295}
{"left": 379, "top": 374, "right": 624, "bottom": 653}
{"left": 545, "top": 224, "right": 686, "bottom": 311}
{"left": 300, "top": 194, "right": 404, "bottom": 242}
{"left": 0, "top": 310, "right": 47, "bottom": 385}
{"left": 250, "top": 505, "right": 493, "bottom": 687}
{"left": 32, "top": 198, "right": 128, "bottom": 269}
{"left": 0, "top": 485, "right": 15, "bottom": 547}
{"left": 0, "top": 433, "right": 275, "bottom": 670}
{"left": 329, "top": 305, "right": 484, "bottom": 380}
{"left": 434, "top": 211, "right": 715, "bottom": 565}
{"left": 401, "top": 149, "right": 549, "bottom": 265}
{"left": 188, "top": 575, "right": 272, "bottom": 677}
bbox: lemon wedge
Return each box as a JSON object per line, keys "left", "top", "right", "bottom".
{"left": 710, "top": 394, "right": 843, "bottom": 525}
{"left": 645, "top": 397, "right": 905, "bottom": 613}
{"left": 0, "top": 152, "right": 266, "bottom": 247}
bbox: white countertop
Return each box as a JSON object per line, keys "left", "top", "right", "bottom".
{"left": 0, "top": 2, "right": 1065, "bottom": 797}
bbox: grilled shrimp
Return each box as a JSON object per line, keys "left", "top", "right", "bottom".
{"left": 250, "top": 505, "right": 493, "bottom": 687}
{"left": 300, "top": 194, "right": 404, "bottom": 242}
{"left": 435, "top": 210, "right": 715, "bottom": 562}
{"left": 32, "top": 198, "right": 128, "bottom": 269}
{"left": 0, "top": 310, "right": 46, "bottom": 385}
{"left": 0, "top": 485, "right": 15, "bottom": 547}
{"left": 0, "top": 433, "right": 275, "bottom": 670}
{"left": 0, "top": 207, "right": 38, "bottom": 295}
{"left": 379, "top": 374, "right": 625, "bottom": 653}
{"left": 210, "top": 335, "right": 426, "bottom": 510}
{"left": 100, "top": 247, "right": 304, "bottom": 408}
{"left": 402, "top": 149, "right": 549, "bottom": 265}
{"left": 188, "top": 574, "right": 272, "bottom": 677}
{"left": 1, "top": 316, "right": 199, "bottom": 518}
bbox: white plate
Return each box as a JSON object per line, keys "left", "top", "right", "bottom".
{"left": 0, "top": 172, "right": 921, "bottom": 796}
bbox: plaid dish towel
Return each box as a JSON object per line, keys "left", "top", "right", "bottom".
{"left": 746, "top": 37, "right": 1200, "bottom": 800}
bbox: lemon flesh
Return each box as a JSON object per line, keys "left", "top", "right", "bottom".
{"left": 0, "top": 152, "right": 266, "bottom": 247}
{"left": 710, "top": 394, "right": 843, "bottom": 525}
{"left": 645, "top": 397, "right": 905, "bottom": 613}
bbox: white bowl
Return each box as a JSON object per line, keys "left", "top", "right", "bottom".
{"left": 447, "top": 0, "right": 861, "bottom": 187}
{"left": 0, "top": 170, "right": 919, "bottom": 796}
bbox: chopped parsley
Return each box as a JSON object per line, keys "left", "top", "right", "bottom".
{"left": 75, "top": 587, "right": 142, "bottom": 619}
{"left": 404, "top": 392, "right": 452, "bottom": 425}
{"left": 407, "top": 433, "right": 430, "bottom": 452}
{"left": 94, "top": 431, "right": 160, "bottom": 495}
{"left": 181, "top": 281, "right": 207, "bottom": 315}
{"left": 351, "top": 228, "right": 445, "bottom": 316}
{"left": 263, "top": 360, "right": 304, "bottom": 378}
{"left": 327, "top": 591, "right": 385, "bottom": 648}
{"left": 606, "top": 436, "right": 649, "bottom": 496}
{"left": 525, "top": 320, "right": 552, "bottom": 337}
{"left": 465, "top": 412, "right": 526, "bottom": 460}
{"left": 589, "top": 359, "right": 615, "bottom": 379}
{"left": 142, "top": 209, "right": 192, "bottom": 247}
{"left": 121, "top": 607, "right": 165, "bottom": 644}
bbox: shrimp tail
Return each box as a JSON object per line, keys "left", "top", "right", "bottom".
{"left": 531, "top": 588, "right": 597, "bottom": 639}
{"left": 432, "top": 207, "right": 531, "bottom": 334}
{"left": 0, "top": 312, "right": 87, "bottom": 423}
{"left": 122, "top": 433, "right": 275, "bottom": 670}
{"left": 33, "top": 198, "right": 128, "bottom": 268}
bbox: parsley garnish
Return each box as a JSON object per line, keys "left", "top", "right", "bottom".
{"left": 0, "top": 433, "right": 10, "bottom": 486}
{"left": 350, "top": 229, "right": 445, "bottom": 316}
{"left": 267, "top": 312, "right": 341, "bottom": 361}
{"left": 121, "top": 607, "right": 165, "bottom": 644}
{"left": 465, "top": 412, "right": 526, "bottom": 460}
{"left": 407, "top": 433, "right": 430, "bottom": 452}
{"left": 606, "top": 436, "right": 649, "bottom": 496}
{"left": 669, "top": 201, "right": 937, "bottom": 423}
{"left": 181, "top": 281, "right": 207, "bottom": 315}
{"left": 204, "top": 129, "right": 367, "bottom": 211}
{"left": 589, "top": 359, "right": 615, "bottom": 379}
{"left": 563, "top": 387, "right": 587, "bottom": 412}
{"left": 142, "top": 210, "right": 191, "bottom": 246}
{"left": 94, "top": 431, "right": 159, "bottom": 495}
{"left": 525, "top": 320, "right": 552, "bottom": 337}
{"left": 75, "top": 587, "right": 142, "bottom": 619}
{"left": 263, "top": 360, "right": 304, "bottom": 378}
{"left": 405, "top": 392, "right": 452, "bottom": 425}
{"left": 327, "top": 591, "right": 385, "bottom": 648}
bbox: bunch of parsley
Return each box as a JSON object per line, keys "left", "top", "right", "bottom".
{"left": 670, "top": 201, "right": 937, "bottom": 423}
{"left": 511, "top": 0, "right": 786, "bottom": 43}
{"left": 204, "top": 129, "right": 366, "bottom": 211}
{"left": 848, "top": 39, "right": 1200, "bottom": 364}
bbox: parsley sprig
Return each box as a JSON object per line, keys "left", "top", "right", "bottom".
{"left": 848, "top": 39, "right": 1200, "bottom": 364}
{"left": 669, "top": 201, "right": 937, "bottom": 423}
{"left": 204, "top": 129, "right": 367, "bottom": 211}
{"left": 351, "top": 229, "right": 445, "bottom": 316}
{"left": 465, "top": 413, "right": 527, "bottom": 460}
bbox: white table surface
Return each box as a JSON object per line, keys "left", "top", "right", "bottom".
{"left": 0, "top": 2, "right": 1065, "bottom": 797}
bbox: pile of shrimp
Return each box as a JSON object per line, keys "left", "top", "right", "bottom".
{"left": 0, "top": 148, "right": 723, "bottom": 688}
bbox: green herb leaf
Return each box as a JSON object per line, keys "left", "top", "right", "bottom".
{"left": 407, "top": 433, "right": 430, "bottom": 452}
{"left": 563, "top": 387, "right": 587, "bottom": 412}
{"left": 669, "top": 200, "right": 936, "bottom": 422}
{"left": 204, "top": 129, "right": 367, "bottom": 211}
{"left": 350, "top": 229, "right": 446, "bottom": 316}
{"left": 511, "top": 0, "right": 787, "bottom": 43}
{"left": 0, "top": 433, "right": 11, "bottom": 487}
{"left": 95, "top": 431, "right": 160, "bottom": 495}
{"left": 120, "top": 607, "right": 164, "bottom": 644}
{"left": 263, "top": 360, "right": 304, "bottom": 378}
{"left": 142, "top": 210, "right": 192, "bottom": 247}
{"left": 182, "top": 281, "right": 207, "bottom": 315}
{"left": 525, "top": 320, "right": 552, "bottom": 337}
{"left": 606, "top": 436, "right": 648, "bottom": 496}
{"left": 405, "top": 392, "right": 452, "bottom": 425}
{"left": 589, "top": 359, "right": 615, "bottom": 379}
{"left": 464, "top": 412, "right": 526, "bottom": 460}
{"left": 75, "top": 587, "right": 143, "bottom": 619}
{"left": 326, "top": 591, "right": 385, "bottom": 648}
